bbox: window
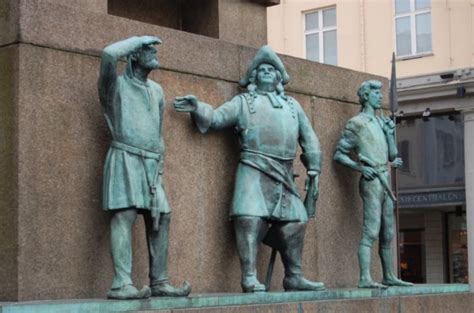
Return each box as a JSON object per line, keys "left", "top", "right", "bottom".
{"left": 395, "top": 0, "right": 432, "bottom": 57}
{"left": 304, "top": 7, "right": 337, "bottom": 65}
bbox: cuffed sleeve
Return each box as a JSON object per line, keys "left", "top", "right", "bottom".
{"left": 191, "top": 102, "right": 215, "bottom": 133}
{"left": 295, "top": 98, "right": 322, "bottom": 173}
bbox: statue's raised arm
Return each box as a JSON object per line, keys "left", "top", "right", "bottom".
{"left": 98, "top": 36, "right": 191, "bottom": 300}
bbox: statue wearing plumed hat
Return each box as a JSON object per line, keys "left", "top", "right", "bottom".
{"left": 174, "top": 46, "right": 325, "bottom": 292}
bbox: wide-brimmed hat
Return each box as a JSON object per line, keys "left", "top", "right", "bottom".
{"left": 239, "top": 45, "right": 290, "bottom": 87}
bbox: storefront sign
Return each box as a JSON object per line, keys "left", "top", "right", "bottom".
{"left": 399, "top": 189, "right": 465, "bottom": 208}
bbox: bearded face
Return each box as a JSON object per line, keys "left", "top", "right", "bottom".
{"left": 133, "top": 44, "right": 160, "bottom": 70}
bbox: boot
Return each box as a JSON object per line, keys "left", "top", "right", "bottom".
{"left": 146, "top": 213, "right": 193, "bottom": 296}
{"left": 107, "top": 285, "right": 151, "bottom": 300}
{"left": 283, "top": 275, "right": 325, "bottom": 291}
{"left": 151, "top": 280, "right": 192, "bottom": 297}
{"left": 241, "top": 275, "right": 266, "bottom": 293}
{"left": 278, "top": 222, "right": 325, "bottom": 291}
{"left": 234, "top": 217, "right": 266, "bottom": 293}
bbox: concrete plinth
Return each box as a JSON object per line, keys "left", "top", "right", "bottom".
{"left": 0, "top": 285, "right": 470, "bottom": 313}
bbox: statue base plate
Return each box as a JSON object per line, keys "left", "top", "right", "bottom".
{"left": 0, "top": 284, "right": 469, "bottom": 313}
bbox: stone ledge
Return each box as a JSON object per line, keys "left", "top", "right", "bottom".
{"left": 1, "top": 0, "right": 388, "bottom": 105}
{"left": 0, "top": 284, "right": 469, "bottom": 313}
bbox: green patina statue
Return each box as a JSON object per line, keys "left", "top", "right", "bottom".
{"left": 174, "top": 46, "right": 325, "bottom": 293}
{"left": 333, "top": 80, "right": 413, "bottom": 289}
{"left": 98, "top": 36, "right": 191, "bottom": 299}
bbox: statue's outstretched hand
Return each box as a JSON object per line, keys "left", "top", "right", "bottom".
{"left": 174, "top": 95, "right": 199, "bottom": 113}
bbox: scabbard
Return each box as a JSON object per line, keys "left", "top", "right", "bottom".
{"left": 304, "top": 178, "right": 318, "bottom": 218}
{"left": 151, "top": 212, "right": 161, "bottom": 231}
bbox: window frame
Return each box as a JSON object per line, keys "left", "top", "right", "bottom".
{"left": 394, "top": 0, "right": 433, "bottom": 58}
{"left": 303, "top": 6, "right": 337, "bottom": 65}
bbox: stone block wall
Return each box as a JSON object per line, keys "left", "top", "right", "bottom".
{"left": 0, "top": 0, "right": 389, "bottom": 301}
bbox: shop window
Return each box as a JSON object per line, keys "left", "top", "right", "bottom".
{"left": 400, "top": 228, "right": 426, "bottom": 283}
{"left": 448, "top": 213, "right": 468, "bottom": 283}
{"left": 397, "top": 113, "right": 464, "bottom": 190}
{"left": 304, "top": 7, "right": 337, "bottom": 65}
{"left": 394, "top": 0, "right": 432, "bottom": 57}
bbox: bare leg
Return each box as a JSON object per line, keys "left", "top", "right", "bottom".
{"left": 143, "top": 212, "right": 191, "bottom": 297}
{"left": 379, "top": 196, "right": 413, "bottom": 287}
{"left": 108, "top": 208, "right": 151, "bottom": 299}
{"left": 358, "top": 180, "right": 387, "bottom": 289}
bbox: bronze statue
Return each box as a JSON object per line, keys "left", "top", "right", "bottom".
{"left": 174, "top": 46, "right": 325, "bottom": 293}
{"left": 98, "top": 36, "right": 191, "bottom": 299}
{"left": 334, "top": 80, "right": 413, "bottom": 288}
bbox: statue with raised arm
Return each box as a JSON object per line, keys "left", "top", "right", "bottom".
{"left": 174, "top": 46, "right": 325, "bottom": 293}
{"left": 98, "top": 36, "right": 191, "bottom": 299}
{"left": 333, "top": 80, "right": 413, "bottom": 288}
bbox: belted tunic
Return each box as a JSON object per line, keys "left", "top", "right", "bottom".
{"left": 100, "top": 67, "right": 170, "bottom": 214}
{"left": 192, "top": 92, "right": 321, "bottom": 222}
{"left": 335, "top": 113, "right": 391, "bottom": 200}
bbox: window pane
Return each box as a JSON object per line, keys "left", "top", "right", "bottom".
{"left": 306, "top": 33, "right": 319, "bottom": 62}
{"left": 396, "top": 17, "right": 412, "bottom": 56}
{"left": 305, "top": 12, "right": 318, "bottom": 31}
{"left": 323, "top": 8, "right": 336, "bottom": 27}
{"left": 395, "top": 0, "right": 410, "bottom": 14}
{"left": 416, "top": 13, "right": 432, "bottom": 53}
{"left": 323, "top": 30, "right": 337, "bottom": 65}
{"left": 415, "top": 0, "right": 430, "bottom": 10}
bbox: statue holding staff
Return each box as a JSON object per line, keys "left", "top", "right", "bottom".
{"left": 334, "top": 80, "right": 413, "bottom": 288}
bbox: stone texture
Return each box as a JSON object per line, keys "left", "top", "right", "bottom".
{"left": 399, "top": 293, "right": 474, "bottom": 312}
{"left": 1, "top": 288, "right": 472, "bottom": 312}
{"left": 0, "top": 0, "right": 395, "bottom": 301}
{"left": 15, "top": 0, "right": 241, "bottom": 83}
{"left": 181, "top": 0, "right": 219, "bottom": 39}
{"left": 0, "top": 0, "right": 19, "bottom": 45}
{"left": 43, "top": 0, "right": 107, "bottom": 13}
{"left": 0, "top": 44, "right": 19, "bottom": 301}
{"left": 5, "top": 42, "right": 388, "bottom": 301}
{"left": 219, "top": 0, "right": 267, "bottom": 48}
{"left": 302, "top": 297, "right": 399, "bottom": 313}
{"left": 172, "top": 303, "right": 298, "bottom": 313}
{"left": 108, "top": 0, "right": 183, "bottom": 31}
{"left": 8, "top": 0, "right": 388, "bottom": 105}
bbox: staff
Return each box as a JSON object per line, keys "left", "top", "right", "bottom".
{"left": 389, "top": 52, "right": 401, "bottom": 277}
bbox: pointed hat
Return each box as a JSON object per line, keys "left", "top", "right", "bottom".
{"left": 239, "top": 45, "right": 290, "bottom": 87}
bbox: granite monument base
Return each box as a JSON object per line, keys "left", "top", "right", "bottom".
{"left": 0, "top": 285, "right": 470, "bottom": 312}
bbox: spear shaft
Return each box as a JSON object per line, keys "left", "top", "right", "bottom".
{"left": 390, "top": 52, "right": 401, "bottom": 278}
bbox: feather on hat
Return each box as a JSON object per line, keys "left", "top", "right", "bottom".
{"left": 239, "top": 45, "right": 290, "bottom": 87}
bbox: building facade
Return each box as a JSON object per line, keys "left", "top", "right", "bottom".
{"left": 268, "top": 0, "right": 474, "bottom": 285}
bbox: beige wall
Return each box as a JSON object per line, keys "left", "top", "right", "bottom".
{"left": 268, "top": 0, "right": 474, "bottom": 77}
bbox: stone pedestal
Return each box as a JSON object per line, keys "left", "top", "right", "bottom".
{"left": 0, "top": 0, "right": 389, "bottom": 301}
{"left": 0, "top": 285, "right": 470, "bottom": 313}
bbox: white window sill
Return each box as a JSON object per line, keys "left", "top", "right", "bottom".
{"left": 396, "top": 52, "right": 433, "bottom": 61}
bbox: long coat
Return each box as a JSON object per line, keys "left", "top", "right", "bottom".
{"left": 192, "top": 92, "right": 321, "bottom": 222}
